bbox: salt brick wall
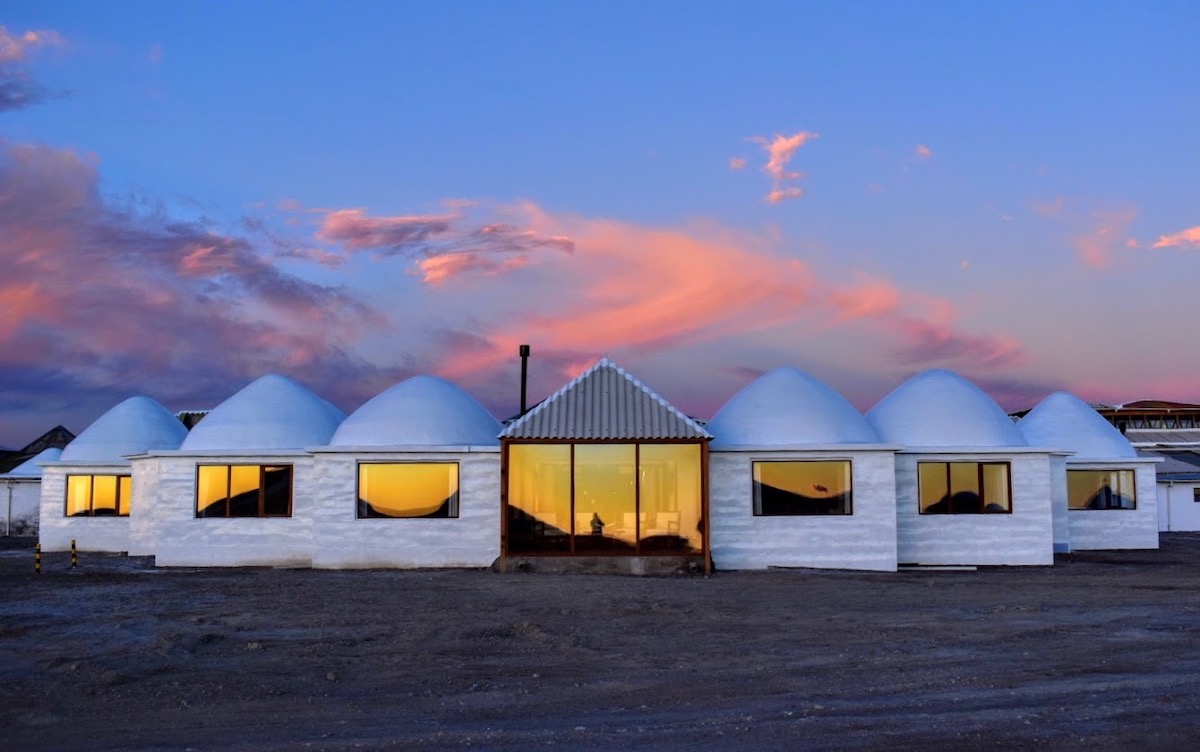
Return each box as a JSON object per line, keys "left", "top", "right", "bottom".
{"left": 1064, "top": 461, "right": 1159, "bottom": 550}
{"left": 127, "top": 457, "right": 161, "bottom": 556}
{"left": 311, "top": 450, "right": 501, "bottom": 569}
{"left": 153, "top": 454, "right": 316, "bottom": 568}
{"left": 709, "top": 450, "right": 898, "bottom": 572}
{"left": 1049, "top": 455, "right": 1070, "bottom": 552}
{"left": 38, "top": 464, "right": 132, "bottom": 552}
{"left": 894, "top": 452, "right": 1055, "bottom": 566}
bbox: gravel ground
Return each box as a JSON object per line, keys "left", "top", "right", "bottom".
{"left": 2, "top": 534, "right": 1200, "bottom": 750}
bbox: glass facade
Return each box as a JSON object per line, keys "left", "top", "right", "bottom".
{"left": 65, "top": 475, "right": 132, "bottom": 517}
{"left": 357, "top": 463, "right": 459, "bottom": 518}
{"left": 752, "top": 461, "right": 852, "bottom": 515}
{"left": 1067, "top": 469, "right": 1136, "bottom": 510}
{"left": 918, "top": 461, "right": 1011, "bottom": 514}
{"left": 196, "top": 465, "right": 293, "bottom": 518}
{"left": 506, "top": 442, "right": 703, "bottom": 555}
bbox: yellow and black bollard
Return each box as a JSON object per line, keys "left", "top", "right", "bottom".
{"left": 35, "top": 543, "right": 41, "bottom": 574}
{"left": 71, "top": 539, "right": 77, "bottom": 569}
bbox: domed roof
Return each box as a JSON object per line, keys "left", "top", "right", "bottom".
{"left": 866, "top": 369, "right": 1026, "bottom": 448}
{"left": 1018, "top": 391, "right": 1136, "bottom": 459}
{"left": 180, "top": 374, "right": 345, "bottom": 451}
{"left": 707, "top": 367, "right": 879, "bottom": 448}
{"left": 60, "top": 396, "right": 188, "bottom": 462}
{"left": 331, "top": 375, "right": 500, "bottom": 446}
{"left": 1, "top": 447, "right": 63, "bottom": 478}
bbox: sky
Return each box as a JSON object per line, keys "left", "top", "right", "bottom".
{"left": 2, "top": 1, "right": 1199, "bottom": 448}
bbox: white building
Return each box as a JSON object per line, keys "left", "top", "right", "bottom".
{"left": 1, "top": 448, "right": 61, "bottom": 536}
{"left": 311, "top": 375, "right": 503, "bottom": 569}
{"left": 1019, "top": 391, "right": 1159, "bottom": 551}
{"left": 39, "top": 397, "right": 187, "bottom": 552}
{"left": 706, "top": 367, "right": 899, "bottom": 572}
{"left": 144, "top": 374, "right": 344, "bottom": 568}
{"left": 867, "top": 369, "right": 1055, "bottom": 567}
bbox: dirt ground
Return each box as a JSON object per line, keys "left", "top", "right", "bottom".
{"left": 2, "top": 536, "right": 1200, "bottom": 751}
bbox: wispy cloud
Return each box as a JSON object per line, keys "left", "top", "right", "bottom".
{"left": 1151, "top": 225, "right": 1200, "bottom": 249}
{"left": 748, "top": 131, "right": 818, "bottom": 204}
{"left": 728, "top": 156, "right": 746, "bottom": 170}
{"left": 1071, "top": 206, "right": 1138, "bottom": 269}
{"left": 0, "top": 138, "right": 401, "bottom": 437}
{"left": 915, "top": 144, "right": 933, "bottom": 159}
{"left": 0, "top": 25, "right": 66, "bottom": 111}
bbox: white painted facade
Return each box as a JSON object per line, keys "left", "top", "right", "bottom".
{"left": 1048, "top": 455, "right": 1071, "bottom": 553}
{"left": 3, "top": 477, "right": 43, "bottom": 536}
{"left": 152, "top": 451, "right": 317, "bottom": 568}
{"left": 310, "top": 447, "right": 501, "bottom": 569}
{"left": 893, "top": 450, "right": 1055, "bottom": 566}
{"left": 710, "top": 447, "right": 898, "bottom": 572}
{"left": 38, "top": 463, "right": 132, "bottom": 552}
{"left": 1062, "top": 460, "right": 1160, "bottom": 550}
{"left": 1158, "top": 481, "right": 1200, "bottom": 531}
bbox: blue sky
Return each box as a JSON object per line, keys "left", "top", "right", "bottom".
{"left": 2, "top": 1, "right": 1199, "bottom": 447}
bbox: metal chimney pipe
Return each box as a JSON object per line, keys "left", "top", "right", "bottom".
{"left": 519, "top": 344, "right": 531, "bottom": 416}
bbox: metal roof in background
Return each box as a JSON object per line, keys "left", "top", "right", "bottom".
{"left": 1124, "top": 429, "right": 1200, "bottom": 446}
{"left": 500, "top": 358, "right": 712, "bottom": 441}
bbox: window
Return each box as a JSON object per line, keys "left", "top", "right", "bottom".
{"left": 1195, "top": 488, "right": 1200, "bottom": 504}
{"left": 506, "top": 442, "right": 703, "bottom": 555}
{"left": 65, "top": 475, "right": 132, "bottom": 517}
{"left": 918, "top": 462, "right": 1011, "bottom": 514}
{"left": 196, "top": 465, "right": 292, "bottom": 518}
{"left": 752, "top": 461, "right": 852, "bottom": 515}
{"left": 1067, "top": 469, "right": 1136, "bottom": 510}
{"left": 357, "top": 463, "right": 459, "bottom": 518}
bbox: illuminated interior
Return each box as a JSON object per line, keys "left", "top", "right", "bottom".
{"left": 357, "top": 463, "right": 459, "bottom": 518}
{"left": 506, "top": 442, "right": 703, "bottom": 555}
{"left": 918, "top": 461, "right": 1011, "bottom": 514}
{"left": 1067, "top": 469, "right": 1136, "bottom": 510}
{"left": 65, "top": 474, "right": 132, "bottom": 517}
{"left": 753, "top": 461, "right": 852, "bottom": 515}
{"left": 196, "top": 465, "right": 292, "bottom": 518}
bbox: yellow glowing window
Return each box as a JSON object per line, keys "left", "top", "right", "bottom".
{"left": 753, "top": 461, "right": 852, "bottom": 515}
{"left": 64, "top": 475, "right": 132, "bottom": 517}
{"left": 358, "top": 463, "right": 459, "bottom": 518}
{"left": 918, "top": 462, "right": 1011, "bottom": 514}
{"left": 195, "top": 465, "right": 293, "bottom": 518}
{"left": 1067, "top": 469, "right": 1136, "bottom": 510}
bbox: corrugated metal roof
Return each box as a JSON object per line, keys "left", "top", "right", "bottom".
{"left": 500, "top": 358, "right": 711, "bottom": 441}
{"left": 1125, "top": 429, "right": 1200, "bottom": 446}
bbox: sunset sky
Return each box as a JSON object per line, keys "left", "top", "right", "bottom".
{"left": 2, "top": 2, "right": 1199, "bottom": 448}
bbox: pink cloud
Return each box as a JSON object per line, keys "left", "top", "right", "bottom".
{"left": 915, "top": 144, "right": 932, "bottom": 159}
{"left": 0, "top": 25, "right": 66, "bottom": 112}
{"left": 316, "top": 208, "right": 455, "bottom": 250}
{"left": 1151, "top": 225, "right": 1200, "bottom": 249}
{"left": 0, "top": 138, "right": 400, "bottom": 438}
{"left": 749, "top": 131, "right": 818, "bottom": 205}
{"left": 1071, "top": 206, "right": 1137, "bottom": 269}
{"left": 728, "top": 156, "right": 746, "bottom": 170}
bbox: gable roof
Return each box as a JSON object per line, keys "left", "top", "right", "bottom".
{"left": 500, "top": 358, "right": 711, "bottom": 441}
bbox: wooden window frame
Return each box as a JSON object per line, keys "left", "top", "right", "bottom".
{"left": 750, "top": 459, "right": 854, "bottom": 516}
{"left": 63, "top": 474, "right": 132, "bottom": 518}
{"left": 194, "top": 464, "right": 293, "bottom": 519}
{"left": 355, "top": 461, "right": 461, "bottom": 519}
{"left": 917, "top": 461, "right": 1013, "bottom": 515}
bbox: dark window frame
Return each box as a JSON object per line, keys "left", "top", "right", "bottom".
{"left": 355, "top": 461, "right": 461, "bottom": 519}
{"left": 917, "top": 461, "right": 1012, "bottom": 515}
{"left": 64, "top": 474, "right": 132, "bottom": 518}
{"left": 751, "top": 459, "right": 854, "bottom": 516}
{"left": 194, "top": 464, "right": 293, "bottom": 519}
{"left": 1066, "top": 468, "right": 1137, "bottom": 511}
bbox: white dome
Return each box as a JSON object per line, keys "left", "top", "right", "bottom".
{"left": 60, "top": 396, "right": 188, "bottom": 462}
{"left": 180, "top": 374, "right": 345, "bottom": 451}
{"left": 2, "top": 447, "right": 63, "bottom": 478}
{"left": 707, "top": 367, "right": 879, "bottom": 448}
{"left": 866, "top": 369, "right": 1026, "bottom": 448}
{"left": 331, "top": 375, "right": 500, "bottom": 446}
{"left": 1018, "top": 391, "right": 1136, "bottom": 459}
